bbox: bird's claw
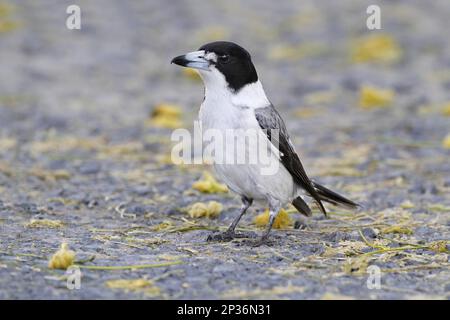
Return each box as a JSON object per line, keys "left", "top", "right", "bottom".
{"left": 207, "top": 231, "right": 235, "bottom": 242}
{"left": 251, "top": 236, "right": 271, "bottom": 247}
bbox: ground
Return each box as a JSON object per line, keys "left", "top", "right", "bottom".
{"left": 0, "top": 0, "right": 449, "bottom": 299}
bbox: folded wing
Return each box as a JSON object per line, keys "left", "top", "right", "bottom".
{"left": 254, "top": 104, "right": 327, "bottom": 216}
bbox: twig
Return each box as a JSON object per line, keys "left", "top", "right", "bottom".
{"left": 358, "top": 230, "right": 384, "bottom": 249}
{"left": 74, "top": 255, "right": 96, "bottom": 265}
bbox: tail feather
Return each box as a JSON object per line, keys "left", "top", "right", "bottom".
{"left": 292, "top": 182, "right": 359, "bottom": 217}
{"left": 312, "top": 181, "right": 359, "bottom": 209}
{"left": 292, "top": 196, "right": 312, "bottom": 217}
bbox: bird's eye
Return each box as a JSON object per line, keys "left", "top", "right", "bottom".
{"left": 218, "top": 55, "right": 230, "bottom": 63}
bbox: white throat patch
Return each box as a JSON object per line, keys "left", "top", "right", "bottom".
{"left": 231, "top": 81, "right": 270, "bottom": 109}
{"left": 199, "top": 66, "right": 269, "bottom": 110}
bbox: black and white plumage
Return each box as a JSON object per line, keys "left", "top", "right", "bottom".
{"left": 172, "top": 41, "right": 359, "bottom": 245}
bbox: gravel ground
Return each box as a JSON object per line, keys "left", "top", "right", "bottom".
{"left": 0, "top": 0, "right": 449, "bottom": 299}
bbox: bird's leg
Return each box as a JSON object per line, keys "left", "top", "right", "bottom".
{"left": 207, "top": 197, "right": 253, "bottom": 242}
{"left": 253, "top": 202, "right": 280, "bottom": 247}
{"left": 226, "top": 197, "right": 252, "bottom": 235}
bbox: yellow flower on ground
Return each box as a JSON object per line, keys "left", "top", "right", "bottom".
{"left": 192, "top": 171, "right": 228, "bottom": 193}
{"left": 254, "top": 208, "right": 292, "bottom": 229}
{"left": 26, "top": 219, "right": 64, "bottom": 229}
{"left": 400, "top": 200, "right": 415, "bottom": 209}
{"left": 105, "top": 279, "right": 160, "bottom": 296}
{"left": 321, "top": 292, "right": 355, "bottom": 300}
{"left": 429, "top": 241, "right": 449, "bottom": 253}
{"left": 351, "top": 34, "right": 402, "bottom": 64}
{"left": 106, "top": 278, "right": 151, "bottom": 290}
{"left": 441, "top": 102, "right": 450, "bottom": 116}
{"left": 149, "top": 103, "right": 182, "bottom": 129}
{"left": 0, "top": 2, "right": 19, "bottom": 33}
{"left": 187, "top": 201, "right": 223, "bottom": 219}
{"left": 442, "top": 133, "right": 450, "bottom": 149}
{"left": 48, "top": 242, "right": 76, "bottom": 270}
{"left": 381, "top": 225, "right": 413, "bottom": 235}
{"left": 359, "top": 86, "right": 394, "bottom": 109}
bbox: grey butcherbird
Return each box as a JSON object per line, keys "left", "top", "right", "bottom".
{"left": 172, "top": 41, "right": 359, "bottom": 245}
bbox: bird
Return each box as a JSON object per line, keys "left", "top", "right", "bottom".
{"left": 171, "top": 41, "right": 359, "bottom": 245}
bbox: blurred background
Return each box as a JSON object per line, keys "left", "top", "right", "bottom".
{"left": 1, "top": 0, "right": 450, "bottom": 136}
{"left": 0, "top": 0, "right": 449, "bottom": 299}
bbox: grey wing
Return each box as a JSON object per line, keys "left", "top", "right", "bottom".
{"left": 254, "top": 105, "right": 327, "bottom": 215}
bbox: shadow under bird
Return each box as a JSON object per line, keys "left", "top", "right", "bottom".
{"left": 172, "top": 41, "right": 359, "bottom": 245}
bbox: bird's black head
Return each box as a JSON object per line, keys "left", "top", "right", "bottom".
{"left": 199, "top": 42, "right": 258, "bottom": 91}
{"left": 171, "top": 41, "right": 258, "bottom": 92}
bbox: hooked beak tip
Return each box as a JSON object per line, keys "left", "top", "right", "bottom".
{"left": 171, "top": 50, "right": 210, "bottom": 71}
{"left": 171, "top": 55, "right": 187, "bottom": 66}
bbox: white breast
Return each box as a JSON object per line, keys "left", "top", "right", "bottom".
{"left": 197, "top": 75, "right": 296, "bottom": 204}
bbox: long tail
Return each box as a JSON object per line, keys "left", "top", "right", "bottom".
{"left": 291, "top": 182, "right": 359, "bottom": 217}
{"left": 311, "top": 181, "right": 359, "bottom": 210}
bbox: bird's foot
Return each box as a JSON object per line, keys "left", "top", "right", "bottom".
{"left": 251, "top": 235, "right": 271, "bottom": 247}
{"left": 207, "top": 230, "right": 257, "bottom": 242}
{"left": 207, "top": 231, "right": 234, "bottom": 242}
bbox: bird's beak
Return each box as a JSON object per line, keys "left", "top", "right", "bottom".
{"left": 171, "top": 50, "right": 210, "bottom": 71}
